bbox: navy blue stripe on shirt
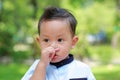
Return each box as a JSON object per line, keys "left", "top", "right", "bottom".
{"left": 50, "top": 54, "right": 73, "bottom": 68}
{"left": 70, "top": 78, "right": 87, "bottom": 80}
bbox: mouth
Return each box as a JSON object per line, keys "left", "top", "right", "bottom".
{"left": 52, "top": 54, "right": 58, "bottom": 60}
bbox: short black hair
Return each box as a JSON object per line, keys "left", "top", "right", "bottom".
{"left": 38, "top": 7, "right": 77, "bottom": 37}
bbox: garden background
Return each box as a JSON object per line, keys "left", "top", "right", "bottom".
{"left": 0, "top": 0, "right": 120, "bottom": 80}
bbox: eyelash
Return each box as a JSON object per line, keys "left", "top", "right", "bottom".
{"left": 43, "top": 39, "right": 49, "bottom": 42}
{"left": 58, "top": 38, "right": 63, "bottom": 42}
{"left": 43, "top": 38, "right": 63, "bottom": 43}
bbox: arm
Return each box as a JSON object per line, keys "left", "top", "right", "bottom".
{"left": 30, "top": 61, "right": 47, "bottom": 80}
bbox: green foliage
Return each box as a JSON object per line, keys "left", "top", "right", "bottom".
{"left": 0, "top": 0, "right": 120, "bottom": 64}
{"left": 0, "top": 0, "right": 35, "bottom": 61}
{"left": 88, "top": 45, "right": 114, "bottom": 64}
{"left": 95, "top": 45, "right": 113, "bottom": 64}
{"left": 12, "top": 50, "right": 32, "bottom": 62}
{"left": 0, "top": 24, "right": 14, "bottom": 56}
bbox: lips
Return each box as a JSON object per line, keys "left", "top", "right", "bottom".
{"left": 52, "top": 54, "right": 58, "bottom": 60}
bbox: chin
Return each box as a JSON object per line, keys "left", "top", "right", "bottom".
{"left": 50, "top": 59, "right": 61, "bottom": 63}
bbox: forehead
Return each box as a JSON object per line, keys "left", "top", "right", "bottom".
{"left": 40, "top": 19, "right": 69, "bottom": 27}
{"left": 40, "top": 20, "right": 72, "bottom": 35}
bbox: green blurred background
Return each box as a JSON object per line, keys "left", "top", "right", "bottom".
{"left": 0, "top": 0, "right": 120, "bottom": 80}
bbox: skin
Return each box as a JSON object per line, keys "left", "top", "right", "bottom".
{"left": 30, "top": 20, "right": 78, "bottom": 80}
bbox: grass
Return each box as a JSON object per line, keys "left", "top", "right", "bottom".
{"left": 92, "top": 64, "right": 120, "bottom": 80}
{"left": 0, "top": 63, "right": 120, "bottom": 80}
{"left": 0, "top": 63, "right": 29, "bottom": 80}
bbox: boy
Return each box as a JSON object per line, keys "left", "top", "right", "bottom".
{"left": 22, "top": 7, "right": 96, "bottom": 80}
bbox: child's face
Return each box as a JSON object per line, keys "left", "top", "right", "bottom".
{"left": 39, "top": 20, "right": 78, "bottom": 63}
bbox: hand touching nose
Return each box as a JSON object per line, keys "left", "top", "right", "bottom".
{"left": 40, "top": 46, "right": 60, "bottom": 66}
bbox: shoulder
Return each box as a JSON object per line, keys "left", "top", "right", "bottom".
{"left": 73, "top": 60, "right": 89, "bottom": 67}
{"left": 66, "top": 60, "right": 96, "bottom": 79}
{"left": 72, "top": 60, "right": 96, "bottom": 80}
{"left": 71, "top": 60, "right": 91, "bottom": 71}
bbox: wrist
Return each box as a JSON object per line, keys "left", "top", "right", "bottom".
{"left": 38, "top": 60, "right": 48, "bottom": 68}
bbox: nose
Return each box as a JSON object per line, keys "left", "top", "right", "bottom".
{"left": 51, "top": 42, "right": 57, "bottom": 48}
{"left": 51, "top": 42, "right": 60, "bottom": 52}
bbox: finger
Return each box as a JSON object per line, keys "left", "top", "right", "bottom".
{"left": 54, "top": 48, "right": 60, "bottom": 52}
{"left": 47, "top": 47, "right": 56, "bottom": 60}
{"left": 49, "top": 51, "right": 55, "bottom": 60}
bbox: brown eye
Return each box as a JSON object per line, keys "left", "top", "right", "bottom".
{"left": 44, "top": 39, "right": 49, "bottom": 42}
{"left": 58, "top": 38, "right": 63, "bottom": 42}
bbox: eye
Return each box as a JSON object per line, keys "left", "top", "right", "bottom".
{"left": 43, "top": 39, "right": 49, "bottom": 42}
{"left": 58, "top": 38, "right": 63, "bottom": 42}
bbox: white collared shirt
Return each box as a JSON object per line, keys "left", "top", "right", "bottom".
{"left": 21, "top": 59, "right": 95, "bottom": 80}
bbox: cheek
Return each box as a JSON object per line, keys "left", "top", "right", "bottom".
{"left": 59, "top": 44, "right": 72, "bottom": 53}
{"left": 40, "top": 42, "right": 48, "bottom": 49}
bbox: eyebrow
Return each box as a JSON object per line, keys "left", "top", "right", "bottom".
{"left": 57, "top": 33, "right": 65, "bottom": 37}
{"left": 41, "top": 32, "right": 65, "bottom": 36}
{"left": 40, "top": 34, "right": 49, "bottom": 37}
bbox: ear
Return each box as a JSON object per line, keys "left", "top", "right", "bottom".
{"left": 35, "top": 35, "right": 40, "bottom": 43}
{"left": 34, "top": 35, "right": 41, "bottom": 50}
{"left": 72, "top": 36, "right": 79, "bottom": 48}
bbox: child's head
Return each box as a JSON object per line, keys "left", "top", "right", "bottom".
{"left": 37, "top": 7, "right": 78, "bottom": 63}
{"left": 38, "top": 7, "right": 77, "bottom": 37}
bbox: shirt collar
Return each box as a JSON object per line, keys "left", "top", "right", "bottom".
{"left": 50, "top": 54, "right": 74, "bottom": 68}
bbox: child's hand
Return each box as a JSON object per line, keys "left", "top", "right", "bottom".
{"left": 40, "top": 47, "right": 57, "bottom": 67}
